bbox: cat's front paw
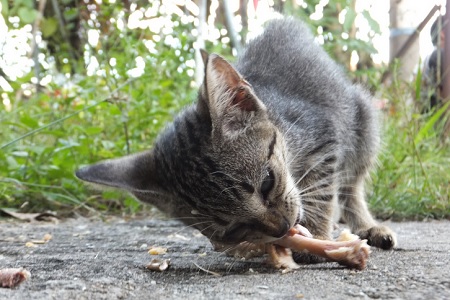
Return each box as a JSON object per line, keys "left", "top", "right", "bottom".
{"left": 357, "top": 225, "right": 397, "bottom": 250}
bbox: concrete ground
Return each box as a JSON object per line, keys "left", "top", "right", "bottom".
{"left": 0, "top": 217, "right": 449, "bottom": 299}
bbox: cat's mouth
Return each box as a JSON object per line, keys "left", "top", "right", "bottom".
{"left": 220, "top": 216, "right": 291, "bottom": 244}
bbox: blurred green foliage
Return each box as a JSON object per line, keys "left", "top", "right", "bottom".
{"left": 369, "top": 71, "right": 449, "bottom": 220}
{"left": 1, "top": 1, "right": 197, "bottom": 214}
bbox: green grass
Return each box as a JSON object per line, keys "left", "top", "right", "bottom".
{"left": 2, "top": 84, "right": 448, "bottom": 220}
{"left": 0, "top": 19, "right": 197, "bottom": 215}
{"left": 369, "top": 82, "right": 450, "bottom": 220}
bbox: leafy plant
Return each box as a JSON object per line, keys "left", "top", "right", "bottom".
{"left": 369, "top": 74, "right": 450, "bottom": 220}
{"left": 1, "top": 2, "right": 197, "bottom": 215}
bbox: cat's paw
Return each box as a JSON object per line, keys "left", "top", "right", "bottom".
{"left": 356, "top": 225, "right": 397, "bottom": 250}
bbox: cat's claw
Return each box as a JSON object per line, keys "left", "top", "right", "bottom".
{"left": 356, "top": 225, "right": 397, "bottom": 250}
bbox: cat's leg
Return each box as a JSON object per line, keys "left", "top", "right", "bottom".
{"left": 299, "top": 193, "right": 335, "bottom": 241}
{"left": 293, "top": 160, "right": 339, "bottom": 239}
{"left": 339, "top": 177, "right": 397, "bottom": 250}
{"left": 293, "top": 174, "right": 337, "bottom": 263}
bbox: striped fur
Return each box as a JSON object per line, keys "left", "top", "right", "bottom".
{"left": 76, "top": 19, "right": 396, "bottom": 253}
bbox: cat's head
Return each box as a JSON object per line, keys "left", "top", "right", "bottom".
{"left": 76, "top": 52, "right": 302, "bottom": 245}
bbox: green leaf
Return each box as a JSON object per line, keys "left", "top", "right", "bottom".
{"left": 1, "top": 0, "right": 9, "bottom": 19}
{"left": 18, "top": 6, "right": 37, "bottom": 24}
{"left": 414, "top": 102, "right": 450, "bottom": 145}
{"left": 41, "top": 17, "right": 58, "bottom": 38}
{"left": 362, "top": 10, "right": 381, "bottom": 34}
{"left": 16, "top": 0, "right": 34, "bottom": 7}
{"left": 343, "top": 7, "right": 356, "bottom": 32}
{"left": 6, "top": 156, "right": 19, "bottom": 169}
{"left": 101, "top": 140, "right": 115, "bottom": 150}
{"left": 11, "top": 151, "right": 29, "bottom": 157}
{"left": 85, "top": 127, "right": 103, "bottom": 135}
{"left": 63, "top": 7, "right": 79, "bottom": 21}
{"left": 20, "top": 114, "right": 39, "bottom": 128}
{"left": 124, "top": 197, "right": 141, "bottom": 213}
{"left": 102, "top": 190, "right": 122, "bottom": 200}
{"left": 415, "top": 60, "right": 422, "bottom": 101}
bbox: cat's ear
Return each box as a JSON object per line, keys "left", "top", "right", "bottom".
{"left": 75, "top": 151, "right": 161, "bottom": 193}
{"left": 200, "top": 53, "right": 267, "bottom": 137}
{"left": 200, "top": 49, "right": 209, "bottom": 66}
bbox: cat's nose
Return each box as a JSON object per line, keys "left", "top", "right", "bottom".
{"left": 258, "top": 211, "right": 291, "bottom": 238}
{"left": 270, "top": 217, "right": 290, "bottom": 238}
{"left": 248, "top": 215, "right": 290, "bottom": 239}
{"left": 222, "top": 216, "right": 290, "bottom": 243}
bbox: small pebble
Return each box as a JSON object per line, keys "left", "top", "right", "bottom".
{"left": 256, "top": 285, "right": 268, "bottom": 289}
{"left": 148, "top": 247, "right": 167, "bottom": 255}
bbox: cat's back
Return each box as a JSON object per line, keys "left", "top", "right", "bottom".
{"left": 235, "top": 18, "right": 379, "bottom": 169}
{"left": 236, "top": 18, "right": 355, "bottom": 107}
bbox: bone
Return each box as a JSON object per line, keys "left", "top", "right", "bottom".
{"left": 273, "top": 227, "right": 370, "bottom": 270}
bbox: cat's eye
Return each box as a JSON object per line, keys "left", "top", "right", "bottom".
{"left": 260, "top": 169, "right": 275, "bottom": 201}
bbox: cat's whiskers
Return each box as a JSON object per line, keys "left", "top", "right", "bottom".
{"left": 293, "top": 159, "right": 336, "bottom": 186}
{"left": 212, "top": 242, "right": 258, "bottom": 274}
{"left": 284, "top": 154, "right": 337, "bottom": 200}
{"left": 300, "top": 191, "right": 375, "bottom": 225}
{"left": 152, "top": 220, "right": 215, "bottom": 249}
{"left": 208, "top": 228, "right": 220, "bottom": 242}
{"left": 287, "top": 167, "right": 355, "bottom": 200}
{"left": 207, "top": 243, "right": 239, "bottom": 274}
{"left": 215, "top": 241, "right": 248, "bottom": 255}
{"left": 197, "top": 223, "right": 216, "bottom": 235}
{"left": 210, "top": 171, "right": 240, "bottom": 181}
{"left": 226, "top": 256, "right": 240, "bottom": 274}
{"left": 296, "top": 177, "right": 337, "bottom": 196}
{"left": 187, "top": 209, "right": 216, "bottom": 218}
{"left": 285, "top": 175, "right": 332, "bottom": 202}
{"left": 219, "top": 185, "right": 241, "bottom": 196}
{"left": 298, "top": 190, "right": 335, "bottom": 199}
{"left": 180, "top": 220, "right": 215, "bottom": 230}
{"left": 126, "top": 187, "right": 166, "bottom": 196}
{"left": 283, "top": 111, "right": 307, "bottom": 136}
{"left": 171, "top": 216, "right": 210, "bottom": 221}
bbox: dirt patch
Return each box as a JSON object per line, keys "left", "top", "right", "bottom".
{"left": 1, "top": 218, "right": 449, "bottom": 299}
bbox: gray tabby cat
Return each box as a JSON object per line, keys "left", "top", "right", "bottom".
{"left": 76, "top": 19, "right": 396, "bottom": 260}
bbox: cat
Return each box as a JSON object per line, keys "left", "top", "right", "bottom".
{"left": 76, "top": 18, "right": 396, "bottom": 261}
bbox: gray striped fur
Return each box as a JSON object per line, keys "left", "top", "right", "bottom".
{"left": 76, "top": 19, "right": 396, "bottom": 253}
